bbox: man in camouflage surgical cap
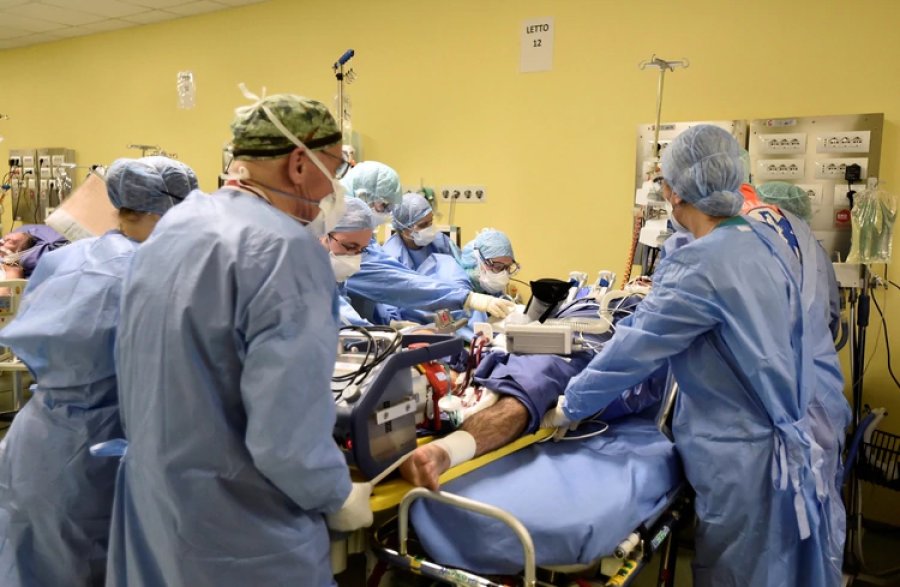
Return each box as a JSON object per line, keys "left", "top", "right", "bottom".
{"left": 106, "top": 87, "right": 371, "bottom": 587}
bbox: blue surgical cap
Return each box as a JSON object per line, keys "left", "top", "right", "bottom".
{"left": 757, "top": 181, "right": 813, "bottom": 221}
{"left": 333, "top": 196, "right": 376, "bottom": 233}
{"left": 106, "top": 156, "right": 198, "bottom": 216}
{"left": 661, "top": 125, "right": 745, "bottom": 217}
{"left": 339, "top": 161, "right": 401, "bottom": 211}
{"left": 392, "top": 193, "right": 433, "bottom": 231}
{"left": 460, "top": 228, "right": 515, "bottom": 270}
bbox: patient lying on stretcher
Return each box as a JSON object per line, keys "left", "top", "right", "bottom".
{"left": 400, "top": 296, "right": 666, "bottom": 490}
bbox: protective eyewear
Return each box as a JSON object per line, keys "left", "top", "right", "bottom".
{"left": 478, "top": 251, "right": 520, "bottom": 275}
{"left": 328, "top": 233, "right": 368, "bottom": 255}
{"left": 315, "top": 150, "right": 350, "bottom": 180}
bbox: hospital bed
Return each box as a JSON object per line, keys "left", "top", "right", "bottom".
{"left": 365, "top": 415, "right": 688, "bottom": 587}
{"left": 332, "top": 314, "right": 688, "bottom": 586}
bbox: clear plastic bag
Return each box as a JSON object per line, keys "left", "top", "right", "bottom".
{"left": 176, "top": 71, "right": 196, "bottom": 109}
{"left": 847, "top": 188, "right": 897, "bottom": 264}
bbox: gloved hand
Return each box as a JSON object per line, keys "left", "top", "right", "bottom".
{"left": 465, "top": 292, "right": 515, "bottom": 319}
{"left": 326, "top": 482, "right": 373, "bottom": 532}
{"left": 540, "top": 396, "right": 578, "bottom": 440}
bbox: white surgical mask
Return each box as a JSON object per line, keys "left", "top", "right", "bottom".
{"left": 411, "top": 225, "right": 438, "bottom": 246}
{"left": 664, "top": 200, "right": 687, "bottom": 233}
{"left": 304, "top": 182, "right": 347, "bottom": 238}
{"left": 478, "top": 265, "right": 510, "bottom": 294}
{"left": 330, "top": 252, "right": 362, "bottom": 282}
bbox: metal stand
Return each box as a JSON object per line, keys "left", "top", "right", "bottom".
{"left": 843, "top": 264, "right": 900, "bottom": 586}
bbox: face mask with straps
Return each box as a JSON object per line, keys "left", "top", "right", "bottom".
{"left": 223, "top": 84, "right": 347, "bottom": 237}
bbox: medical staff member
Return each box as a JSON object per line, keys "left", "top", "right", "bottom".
{"left": 383, "top": 192, "right": 459, "bottom": 269}
{"left": 0, "top": 224, "right": 68, "bottom": 278}
{"left": 757, "top": 181, "right": 841, "bottom": 339}
{"left": 0, "top": 156, "right": 195, "bottom": 587}
{"left": 341, "top": 163, "right": 514, "bottom": 322}
{"left": 107, "top": 91, "right": 372, "bottom": 587}
{"left": 755, "top": 181, "right": 852, "bottom": 564}
{"left": 459, "top": 228, "right": 519, "bottom": 299}
{"left": 324, "top": 196, "right": 376, "bottom": 326}
{"left": 544, "top": 125, "right": 842, "bottom": 587}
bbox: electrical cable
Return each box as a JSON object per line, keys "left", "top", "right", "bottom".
{"left": 332, "top": 326, "right": 402, "bottom": 395}
{"left": 870, "top": 294, "right": 900, "bottom": 391}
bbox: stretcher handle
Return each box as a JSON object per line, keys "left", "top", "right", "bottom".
{"left": 398, "top": 487, "right": 537, "bottom": 587}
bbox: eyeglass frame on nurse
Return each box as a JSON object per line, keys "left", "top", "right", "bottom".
{"left": 327, "top": 232, "right": 369, "bottom": 255}
{"left": 477, "top": 249, "right": 520, "bottom": 275}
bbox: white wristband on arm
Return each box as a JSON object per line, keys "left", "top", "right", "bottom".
{"left": 430, "top": 430, "right": 477, "bottom": 468}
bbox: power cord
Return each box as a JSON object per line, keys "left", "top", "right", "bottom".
{"left": 870, "top": 292, "right": 900, "bottom": 391}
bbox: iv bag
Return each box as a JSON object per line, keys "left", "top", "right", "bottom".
{"left": 177, "top": 71, "right": 196, "bottom": 109}
{"left": 847, "top": 188, "right": 897, "bottom": 264}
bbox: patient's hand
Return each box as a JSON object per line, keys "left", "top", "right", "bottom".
{"left": 400, "top": 443, "right": 451, "bottom": 491}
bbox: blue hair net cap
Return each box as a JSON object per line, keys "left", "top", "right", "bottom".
{"left": 661, "top": 125, "right": 745, "bottom": 217}
{"left": 460, "top": 228, "right": 514, "bottom": 269}
{"left": 106, "top": 156, "right": 198, "bottom": 216}
{"left": 332, "top": 197, "right": 375, "bottom": 233}
{"left": 338, "top": 161, "right": 401, "bottom": 210}
{"left": 757, "top": 181, "right": 813, "bottom": 221}
{"left": 392, "top": 192, "right": 433, "bottom": 231}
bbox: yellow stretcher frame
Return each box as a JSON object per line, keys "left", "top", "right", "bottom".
{"left": 364, "top": 428, "right": 554, "bottom": 513}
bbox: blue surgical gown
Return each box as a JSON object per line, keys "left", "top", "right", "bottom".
{"left": 381, "top": 232, "right": 460, "bottom": 270}
{"left": 774, "top": 212, "right": 851, "bottom": 575}
{"left": 106, "top": 189, "right": 351, "bottom": 587}
{"left": 0, "top": 231, "right": 137, "bottom": 587}
{"left": 345, "top": 242, "right": 470, "bottom": 323}
{"left": 337, "top": 282, "right": 370, "bottom": 326}
{"left": 564, "top": 217, "right": 841, "bottom": 587}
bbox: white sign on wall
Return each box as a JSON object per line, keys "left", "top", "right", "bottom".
{"left": 520, "top": 17, "right": 554, "bottom": 73}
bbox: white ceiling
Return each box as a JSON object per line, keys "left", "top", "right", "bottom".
{"left": 0, "top": 0, "right": 268, "bottom": 50}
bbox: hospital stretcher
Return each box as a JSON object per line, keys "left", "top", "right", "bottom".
{"left": 332, "top": 327, "right": 687, "bottom": 586}
{"left": 364, "top": 416, "right": 688, "bottom": 587}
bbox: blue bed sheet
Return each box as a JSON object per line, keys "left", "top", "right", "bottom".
{"left": 410, "top": 416, "right": 683, "bottom": 574}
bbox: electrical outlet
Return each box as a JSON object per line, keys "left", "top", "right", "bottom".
{"left": 440, "top": 185, "right": 486, "bottom": 203}
{"left": 832, "top": 183, "right": 867, "bottom": 208}
{"left": 815, "top": 131, "right": 870, "bottom": 154}
{"left": 23, "top": 167, "right": 34, "bottom": 177}
{"left": 814, "top": 158, "right": 868, "bottom": 180}
{"left": 440, "top": 186, "right": 461, "bottom": 202}
{"left": 22, "top": 156, "right": 34, "bottom": 167}
{"left": 796, "top": 184, "right": 823, "bottom": 208}
{"left": 757, "top": 133, "right": 806, "bottom": 154}
{"left": 756, "top": 158, "right": 805, "bottom": 180}
{"left": 8, "top": 156, "right": 21, "bottom": 167}
{"left": 51, "top": 155, "right": 65, "bottom": 166}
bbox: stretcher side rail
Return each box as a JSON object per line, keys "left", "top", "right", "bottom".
{"left": 398, "top": 487, "right": 537, "bottom": 586}
{"left": 372, "top": 482, "right": 692, "bottom": 587}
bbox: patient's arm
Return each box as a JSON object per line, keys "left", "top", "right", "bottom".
{"left": 400, "top": 396, "right": 529, "bottom": 490}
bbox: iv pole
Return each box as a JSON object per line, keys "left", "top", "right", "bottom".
{"left": 623, "top": 56, "right": 689, "bottom": 283}
{"left": 638, "top": 55, "right": 689, "bottom": 162}
{"left": 333, "top": 49, "right": 356, "bottom": 145}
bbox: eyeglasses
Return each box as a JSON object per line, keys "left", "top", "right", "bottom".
{"left": 478, "top": 251, "right": 520, "bottom": 275}
{"left": 328, "top": 233, "right": 368, "bottom": 255}
{"left": 316, "top": 150, "right": 350, "bottom": 180}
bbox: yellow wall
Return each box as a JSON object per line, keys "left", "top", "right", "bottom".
{"left": 1, "top": 0, "right": 900, "bottom": 519}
